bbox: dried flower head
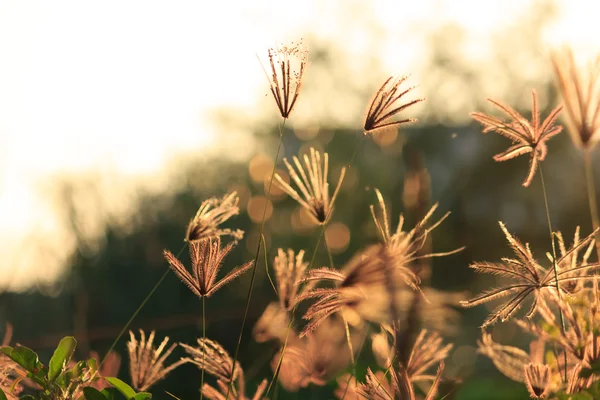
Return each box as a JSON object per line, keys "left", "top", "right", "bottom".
{"left": 274, "top": 147, "right": 346, "bottom": 224}
{"left": 370, "top": 189, "right": 463, "bottom": 262}
{"left": 518, "top": 282, "right": 600, "bottom": 368}
{"left": 372, "top": 327, "right": 452, "bottom": 384}
{"left": 471, "top": 90, "right": 563, "bottom": 187}
{"left": 477, "top": 332, "right": 536, "bottom": 383}
{"left": 524, "top": 363, "right": 552, "bottom": 399}
{"left": 364, "top": 75, "right": 424, "bottom": 135}
{"left": 185, "top": 192, "right": 244, "bottom": 243}
{"left": 181, "top": 339, "right": 264, "bottom": 400}
{"left": 461, "top": 222, "right": 600, "bottom": 327}
{"left": 552, "top": 227, "right": 596, "bottom": 293}
{"left": 163, "top": 237, "right": 253, "bottom": 298}
{"left": 299, "top": 244, "right": 419, "bottom": 335}
{"left": 259, "top": 39, "right": 308, "bottom": 119}
{"left": 127, "top": 330, "right": 184, "bottom": 391}
{"left": 356, "top": 362, "right": 444, "bottom": 400}
{"left": 551, "top": 48, "right": 600, "bottom": 149}
{"left": 273, "top": 248, "right": 314, "bottom": 310}
{"left": 478, "top": 333, "right": 557, "bottom": 397}
{"left": 181, "top": 338, "right": 239, "bottom": 383}
{"left": 274, "top": 317, "right": 359, "bottom": 391}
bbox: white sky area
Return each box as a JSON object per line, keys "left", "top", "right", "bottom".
{"left": 0, "top": 0, "right": 598, "bottom": 290}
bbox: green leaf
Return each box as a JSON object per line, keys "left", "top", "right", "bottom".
{"left": 19, "top": 396, "right": 37, "bottom": 400}
{"left": 48, "top": 336, "right": 77, "bottom": 381}
{"left": 83, "top": 387, "right": 109, "bottom": 400}
{"left": 1, "top": 345, "right": 41, "bottom": 372}
{"left": 101, "top": 389, "right": 115, "bottom": 400}
{"left": 105, "top": 377, "right": 136, "bottom": 399}
{"left": 0, "top": 388, "right": 7, "bottom": 400}
{"left": 133, "top": 393, "right": 152, "bottom": 400}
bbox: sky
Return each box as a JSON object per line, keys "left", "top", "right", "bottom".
{"left": 0, "top": 0, "right": 599, "bottom": 290}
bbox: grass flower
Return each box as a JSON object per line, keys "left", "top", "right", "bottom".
{"left": 181, "top": 338, "right": 266, "bottom": 400}
{"left": 461, "top": 222, "right": 600, "bottom": 327}
{"left": 356, "top": 362, "right": 444, "bottom": 400}
{"left": 471, "top": 90, "right": 563, "bottom": 187}
{"left": 524, "top": 363, "right": 552, "bottom": 399}
{"left": 370, "top": 189, "right": 462, "bottom": 262}
{"left": 127, "top": 330, "right": 185, "bottom": 391}
{"left": 185, "top": 192, "right": 244, "bottom": 243}
{"left": 259, "top": 39, "right": 308, "bottom": 119}
{"left": 551, "top": 48, "right": 600, "bottom": 149}
{"left": 274, "top": 317, "right": 358, "bottom": 391}
{"left": 478, "top": 333, "right": 556, "bottom": 398}
{"left": 364, "top": 75, "right": 424, "bottom": 135}
{"left": 372, "top": 327, "right": 452, "bottom": 383}
{"left": 274, "top": 147, "right": 346, "bottom": 224}
{"left": 181, "top": 338, "right": 239, "bottom": 383}
{"left": 273, "top": 248, "right": 313, "bottom": 310}
{"left": 299, "top": 244, "right": 419, "bottom": 335}
{"left": 163, "top": 237, "right": 253, "bottom": 298}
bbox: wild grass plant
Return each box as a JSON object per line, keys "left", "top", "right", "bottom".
{"left": 3, "top": 41, "right": 600, "bottom": 400}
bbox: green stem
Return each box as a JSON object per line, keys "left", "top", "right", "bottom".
{"left": 267, "top": 134, "right": 365, "bottom": 397}
{"left": 340, "top": 325, "right": 369, "bottom": 400}
{"left": 538, "top": 167, "right": 567, "bottom": 382}
{"left": 584, "top": 148, "right": 600, "bottom": 261}
{"left": 97, "top": 242, "right": 186, "bottom": 374}
{"left": 228, "top": 118, "right": 287, "bottom": 399}
{"left": 200, "top": 296, "right": 206, "bottom": 400}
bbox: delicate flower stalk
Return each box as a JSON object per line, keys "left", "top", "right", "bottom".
{"left": 181, "top": 338, "right": 266, "bottom": 400}
{"left": 127, "top": 330, "right": 185, "bottom": 391}
{"left": 471, "top": 90, "right": 563, "bottom": 187}
{"left": 364, "top": 75, "right": 424, "bottom": 135}
{"left": 259, "top": 39, "right": 308, "bottom": 119}
{"left": 275, "top": 147, "right": 346, "bottom": 225}
{"left": 273, "top": 248, "right": 313, "bottom": 310}
{"left": 163, "top": 237, "right": 253, "bottom": 298}
{"left": 551, "top": 49, "right": 600, "bottom": 260}
{"left": 551, "top": 48, "right": 600, "bottom": 149}
{"left": 232, "top": 41, "right": 310, "bottom": 400}
{"left": 461, "top": 222, "right": 600, "bottom": 327}
{"left": 370, "top": 190, "right": 463, "bottom": 263}
{"left": 185, "top": 192, "right": 244, "bottom": 243}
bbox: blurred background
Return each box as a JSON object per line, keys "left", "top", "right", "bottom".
{"left": 0, "top": 0, "right": 598, "bottom": 398}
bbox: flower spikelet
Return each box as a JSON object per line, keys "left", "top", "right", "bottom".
{"left": 127, "top": 330, "right": 184, "bottom": 391}
{"left": 364, "top": 75, "right": 424, "bottom": 135}
{"left": 259, "top": 39, "right": 308, "bottom": 119}
{"left": 551, "top": 48, "right": 600, "bottom": 149}
{"left": 185, "top": 192, "right": 244, "bottom": 243}
{"left": 461, "top": 222, "right": 600, "bottom": 327}
{"left": 274, "top": 147, "right": 345, "bottom": 224}
{"left": 163, "top": 237, "right": 253, "bottom": 298}
{"left": 471, "top": 90, "right": 563, "bottom": 187}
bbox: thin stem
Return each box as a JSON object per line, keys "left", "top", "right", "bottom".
{"left": 262, "top": 234, "right": 277, "bottom": 294}
{"left": 97, "top": 242, "right": 186, "bottom": 374}
{"left": 200, "top": 296, "right": 206, "bottom": 400}
{"left": 343, "top": 316, "right": 355, "bottom": 365}
{"left": 325, "top": 235, "right": 335, "bottom": 270}
{"left": 267, "top": 133, "right": 365, "bottom": 397}
{"left": 538, "top": 167, "right": 567, "bottom": 382}
{"left": 584, "top": 148, "right": 600, "bottom": 261}
{"left": 229, "top": 118, "right": 287, "bottom": 399}
{"left": 340, "top": 325, "right": 370, "bottom": 400}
